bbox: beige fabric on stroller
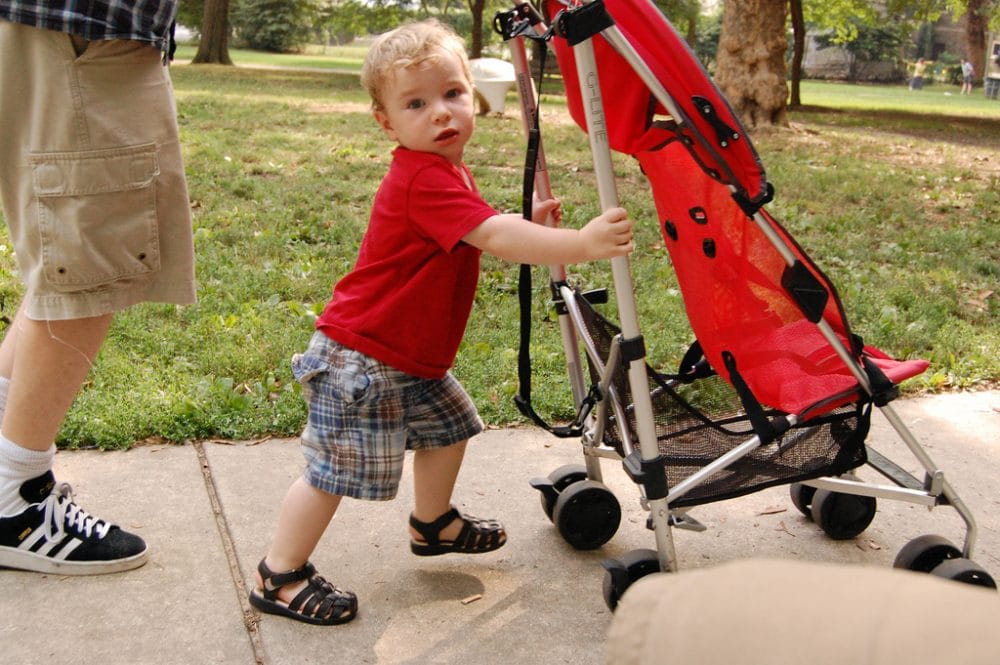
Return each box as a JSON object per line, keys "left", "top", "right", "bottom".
{"left": 606, "top": 558, "right": 1000, "bottom": 665}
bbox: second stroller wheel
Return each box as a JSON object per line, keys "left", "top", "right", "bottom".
{"left": 789, "top": 482, "right": 817, "bottom": 518}
{"left": 929, "top": 558, "right": 997, "bottom": 589}
{"left": 553, "top": 480, "right": 621, "bottom": 550}
{"left": 810, "top": 488, "right": 877, "bottom": 540}
{"left": 540, "top": 464, "right": 590, "bottom": 521}
{"left": 602, "top": 549, "right": 662, "bottom": 611}
{"left": 893, "top": 534, "right": 962, "bottom": 573}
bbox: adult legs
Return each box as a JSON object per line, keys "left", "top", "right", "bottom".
{"left": 0, "top": 23, "right": 195, "bottom": 575}
{"left": 0, "top": 305, "right": 113, "bottom": 451}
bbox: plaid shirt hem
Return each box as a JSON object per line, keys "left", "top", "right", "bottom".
{"left": 0, "top": 0, "right": 176, "bottom": 50}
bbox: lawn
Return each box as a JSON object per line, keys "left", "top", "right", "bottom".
{"left": 172, "top": 42, "right": 368, "bottom": 72}
{"left": 0, "top": 61, "right": 996, "bottom": 448}
{"left": 797, "top": 79, "right": 1000, "bottom": 118}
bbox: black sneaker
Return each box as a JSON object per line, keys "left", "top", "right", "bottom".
{"left": 0, "top": 471, "right": 148, "bottom": 575}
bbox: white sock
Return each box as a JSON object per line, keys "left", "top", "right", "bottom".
{"left": 0, "top": 376, "right": 9, "bottom": 423}
{"left": 0, "top": 433, "right": 55, "bottom": 517}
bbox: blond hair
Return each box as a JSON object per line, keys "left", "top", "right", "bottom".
{"left": 361, "top": 19, "right": 472, "bottom": 110}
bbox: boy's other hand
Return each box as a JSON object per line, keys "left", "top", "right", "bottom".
{"left": 531, "top": 196, "right": 562, "bottom": 226}
{"left": 581, "top": 207, "right": 634, "bottom": 260}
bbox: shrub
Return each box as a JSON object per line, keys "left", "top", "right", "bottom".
{"left": 231, "top": 0, "right": 315, "bottom": 53}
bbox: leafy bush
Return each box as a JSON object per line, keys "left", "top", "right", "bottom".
{"left": 231, "top": 0, "right": 315, "bottom": 52}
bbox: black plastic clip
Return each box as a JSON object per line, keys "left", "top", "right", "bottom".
{"left": 732, "top": 182, "right": 775, "bottom": 218}
{"left": 618, "top": 334, "right": 646, "bottom": 364}
{"left": 781, "top": 260, "right": 829, "bottom": 324}
{"left": 552, "top": 0, "right": 615, "bottom": 46}
{"left": 862, "top": 353, "right": 900, "bottom": 407}
{"left": 691, "top": 96, "right": 740, "bottom": 148}
{"left": 494, "top": 3, "right": 545, "bottom": 41}
{"left": 623, "top": 451, "right": 669, "bottom": 501}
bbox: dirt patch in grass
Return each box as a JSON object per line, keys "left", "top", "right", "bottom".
{"left": 305, "top": 101, "right": 371, "bottom": 115}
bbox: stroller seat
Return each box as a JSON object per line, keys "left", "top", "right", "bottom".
{"left": 572, "top": 293, "right": 869, "bottom": 509}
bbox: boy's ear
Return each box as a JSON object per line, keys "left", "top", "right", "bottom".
{"left": 373, "top": 109, "right": 397, "bottom": 140}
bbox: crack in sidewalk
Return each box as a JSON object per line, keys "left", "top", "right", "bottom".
{"left": 194, "top": 441, "right": 268, "bottom": 665}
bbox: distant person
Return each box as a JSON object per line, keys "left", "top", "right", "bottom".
{"left": 247, "top": 19, "right": 635, "bottom": 626}
{"left": 961, "top": 59, "right": 974, "bottom": 95}
{"left": 0, "top": 2, "right": 196, "bottom": 575}
{"left": 910, "top": 58, "right": 927, "bottom": 91}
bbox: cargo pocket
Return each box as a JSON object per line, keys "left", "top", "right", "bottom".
{"left": 292, "top": 347, "right": 373, "bottom": 407}
{"left": 292, "top": 352, "right": 330, "bottom": 404}
{"left": 29, "top": 143, "right": 161, "bottom": 290}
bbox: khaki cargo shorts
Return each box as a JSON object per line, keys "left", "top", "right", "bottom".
{"left": 0, "top": 21, "right": 196, "bottom": 320}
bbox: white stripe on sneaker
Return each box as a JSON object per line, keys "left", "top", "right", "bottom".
{"left": 20, "top": 526, "right": 76, "bottom": 559}
{"left": 53, "top": 537, "right": 82, "bottom": 560}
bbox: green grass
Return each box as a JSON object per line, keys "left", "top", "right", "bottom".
{"left": 172, "top": 42, "right": 368, "bottom": 72}
{"left": 797, "top": 79, "right": 1000, "bottom": 118}
{"left": 0, "top": 61, "right": 996, "bottom": 448}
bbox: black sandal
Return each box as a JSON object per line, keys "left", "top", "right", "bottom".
{"left": 248, "top": 559, "right": 357, "bottom": 626}
{"left": 409, "top": 506, "right": 507, "bottom": 556}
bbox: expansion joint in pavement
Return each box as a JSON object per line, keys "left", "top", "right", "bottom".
{"left": 194, "top": 441, "right": 269, "bottom": 665}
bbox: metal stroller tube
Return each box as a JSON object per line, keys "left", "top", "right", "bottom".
{"left": 570, "top": 32, "right": 678, "bottom": 574}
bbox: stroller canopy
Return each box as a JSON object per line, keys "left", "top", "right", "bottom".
{"left": 545, "top": 0, "right": 768, "bottom": 205}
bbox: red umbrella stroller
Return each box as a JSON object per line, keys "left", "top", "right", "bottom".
{"left": 496, "top": 0, "right": 996, "bottom": 608}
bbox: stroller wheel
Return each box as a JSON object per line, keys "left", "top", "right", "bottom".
{"left": 929, "top": 558, "right": 997, "bottom": 590}
{"left": 601, "top": 549, "right": 661, "bottom": 611}
{"left": 809, "top": 489, "right": 877, "bottom": 540}
{"left": 535, "top": 464, "right": 590, "bottom": 521}
{"left": 893, "top": 534, "right": 962, "bottom": 573}
{"left": 553, "top": 480, "right": 621, "bottom": 550}
{"left": 789, "top": 482, "right": 817, "bottom": 518}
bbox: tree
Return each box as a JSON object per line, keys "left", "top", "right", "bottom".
{"left": 955, "top": 0, "right": 997, "bottom": 83}
{"left": 315, "top": 0, "right": 368, "bottom": 47}
{"left": 693, "top": 9, "right": 722, "bottom": 70}
{"left": 715, "top": 0, "right": 789, "bottom": 128}
{"left": 232, "top": 0, "right": 316, "bottom": 52}
{"left": 654, "top": 0, "right": 702, "bottom": 45}
{"left": 814, "top": 20, "right": 905, "bottom": 81}
{"left": 789, "top": 0, "right": 805, "bottom": 107}
{"left": 806, "top": 0, "right": 999, "bottom": 86}
{"left": 467, "top": 0, "right": 487, "bottom": 58}
{"left": 801, "top": 0, "right": 945, "bottom": 93}
{"left": 192, "top": 0, "right": 233, "bottom": 64}
{"left": 177, "top": 0, "right": 205, "bottom": 35}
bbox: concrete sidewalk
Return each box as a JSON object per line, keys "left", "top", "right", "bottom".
{"left": 1, "top": 391, "right": 998, "bottom": 665}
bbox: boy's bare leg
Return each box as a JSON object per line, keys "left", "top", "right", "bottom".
{"left": 410, "top": 440, "right": 468, "bottom": 542}
{"left": 1, "top": 306, "right": 113, "bottom": 450}
{"left": 258, "top": 477, "right": 342, "bottom": 600}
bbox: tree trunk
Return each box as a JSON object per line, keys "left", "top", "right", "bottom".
{"left": 192, "top": 0, "right": 233, "bottom": 65}
{"left": 964, "top": 0, "right": 988, "bottom": 85}
{"left": 685, "top": 4, "right": 697, "bottom": 47}
{"left": 467, "top": 0, "right": 485, "bottom": 59}
{"left": 715, "top": 0, "right": 788, "bottom": 127}
{"left": 788, "top": 0, "right": 804, "bottom": 108}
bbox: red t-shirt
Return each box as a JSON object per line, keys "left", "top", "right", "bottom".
{"left": 316, "top": 147, "right": 498, "bottom": 379}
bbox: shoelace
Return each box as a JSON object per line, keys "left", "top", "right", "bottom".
{"left": 40, "top": 483, "right": 112, "bottom": 544}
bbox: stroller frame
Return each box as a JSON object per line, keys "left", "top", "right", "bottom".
{"left": 499, "top": 0, "right": 993, "bottom": 605}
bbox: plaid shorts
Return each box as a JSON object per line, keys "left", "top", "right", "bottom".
{"left": 292, "top": 332, "right": 484, "bottom": 500}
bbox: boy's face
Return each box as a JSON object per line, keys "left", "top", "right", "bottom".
{"left": 373, "top": 50, "right": 475, "bottom": 165}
